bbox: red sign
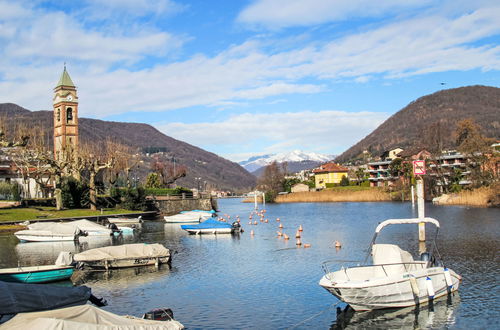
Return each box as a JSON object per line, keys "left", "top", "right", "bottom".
{"left": 413, "top": 160, "right": 426, "bottom": 175}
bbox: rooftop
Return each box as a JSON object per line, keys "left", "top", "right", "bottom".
{"left": 313, "top": 162, "right": 349, "bottom": 173}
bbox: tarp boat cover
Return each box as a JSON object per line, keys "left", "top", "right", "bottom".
{"left": 74, "top": 243, "right": 170, "bottom": 262}
{"left": 67, "top": 219, "right": 112, "bottom": 235}
{"left": 0, "top": 281, "right": 91, "bottom": 317}
{"left": 28, "top": 220, "right": 111, "bottom": 235}
{"left": 16, "top": 222, "right": 82, "bottom": 239}
{"left": 0, "top": 304, "right": 184, "bottom": 330}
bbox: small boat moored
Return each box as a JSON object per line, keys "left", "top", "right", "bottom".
{"left": 14, "top": 222, "right": 85, "bottom": 242}
{"left": 181, "top": 218, "right": 242, "bottom": 235}
{"left": 72, "top": 243, "right": 171, "bottom": 270}
{"left": 1, "top": 304, "right": 184, "bottom": 329}
{"left": 0, "top": 264, "right": 74, "bottom": 284}
{"left": 319, "top": 217, "right": 461, "bottom": 311}
{"left": 107, "top": 216, "right": 143, "bottom": 224}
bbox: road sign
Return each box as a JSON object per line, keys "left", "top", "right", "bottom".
{"left": 413, "top": 160, "right": 426, "bottom": 175}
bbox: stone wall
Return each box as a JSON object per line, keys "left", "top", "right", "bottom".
{"left": 154, "top": 197, "right": 218, "bottom": 215}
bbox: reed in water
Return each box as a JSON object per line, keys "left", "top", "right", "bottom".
{"left": 275, "top": 188, "right": 391, "bottom": 203}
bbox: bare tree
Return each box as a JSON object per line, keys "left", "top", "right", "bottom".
{"left": 151, "top": 156, "right": 187, "bottom": 187}
{"left": 257, "top": 161, "right": 285, "bottom": 202}
{"left": 455, "top": 119, "right": 496, "bottom": 187}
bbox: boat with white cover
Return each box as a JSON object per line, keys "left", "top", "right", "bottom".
{"left": 319, "top": 217, "right": 461, "bottom": 311}
{"left": 164, "top": 213, "right": 210, "bottom": 223}
{"left": 1, "top": 304, "right": 184, "bottom": 329}
{"left": 72, "top": 243, "right": 171, "bottom": 269}
{"left": 107, "top": 216, "right": 143, "bottom": 224}
{"left": 14, "top": 222, "right": 84, "bottom": 242}
{"left": 68, "top": 219, "right": 117, "bottom": 236}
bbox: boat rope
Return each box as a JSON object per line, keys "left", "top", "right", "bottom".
{"left": 286, "top": 301, "right": 341, "bottom": 329}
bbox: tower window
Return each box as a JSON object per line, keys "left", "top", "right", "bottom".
{"left": 57, "top": 109, "right": 61, "bottom": 121}
{"left": 67, "top": 108, "right": 73, "bottom": 122}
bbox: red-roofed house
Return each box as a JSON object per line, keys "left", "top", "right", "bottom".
{"left": 313, "top": 163, "right": 349, "bottom": 189}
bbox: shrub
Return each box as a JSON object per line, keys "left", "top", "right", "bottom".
{"left": 340, "top": 175, "right": 350, "bottom": 186}
{"left": 0, "top": 182, "right": 20, "bottom": 200}
{"left": 121, "top": 187, "right": 147, "bottom": 211}
{"left": 11, "top": 182, "right": 21, "bottom": 201}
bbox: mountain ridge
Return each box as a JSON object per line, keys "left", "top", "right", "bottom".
{"left": 239, "top": 150, "right": 333, "bottom": 173}
{"left": 335, "top": 85, "right": 500, "bottom": 163}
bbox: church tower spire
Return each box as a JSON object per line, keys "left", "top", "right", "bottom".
{"left": 53, "top": 66, "right": 79, "bottom": 160}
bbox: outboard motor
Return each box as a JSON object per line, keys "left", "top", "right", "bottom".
{"left": 420, "top": 252, "right": 436, "bottom": 266}
{"left": 107, "top": 223, "right": 121, "bottom": 234}
{"left": 231, "top": 221, "right": 241, "bottom": 232}
{"left": 143, "top": 308, "right": 174, "bottom": 321}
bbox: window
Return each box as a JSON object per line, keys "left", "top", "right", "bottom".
{"left": 67, "top": 107, "right": 73, "bottom": 122}
{"left": 57, "top": 109, "right": 61, "bottom": 121}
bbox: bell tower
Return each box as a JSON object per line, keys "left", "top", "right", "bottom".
{"left": 53, "top": 66, "right": 78, "bottom": 160}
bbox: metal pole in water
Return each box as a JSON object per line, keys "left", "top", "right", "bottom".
{"left": 254, "top": 191, "right": 258, "bottom": 210}
{"left": 262, "top": 192, "right": 265, "bottom": 208}
{"left": 417, "top": 179, "right": 425, "bottom": 242}
{"left": 411, "top": 185, "right": 415, "bottom": 207}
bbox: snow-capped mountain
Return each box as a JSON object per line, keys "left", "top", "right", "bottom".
{"left": 240, "top": 150, "right": 334, "bottom": 173}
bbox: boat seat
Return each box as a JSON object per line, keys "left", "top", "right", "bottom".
{"left": 372, "top": 244, "right": 415, "bottom": 276}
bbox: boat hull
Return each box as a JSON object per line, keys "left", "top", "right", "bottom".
{"left": 0, "top": 265, "right": 74, "bottom": 283}
{"left": 184, "top": 228, "right": 234, "bottom": 235}
{"left": 15, "top": 234, "right": 77, "bottom": 242}
{"left": 320, "top": 267, "right": 460, "bottom": 311}
{"left": 81, "top": 256, "right": 171, "bottom": 269}
{"left": 164, "top": 216, "right": 201, "bottom": 223}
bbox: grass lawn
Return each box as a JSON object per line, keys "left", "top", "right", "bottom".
{"left": 0, "top": 207, "right": 139, "bottom": 222}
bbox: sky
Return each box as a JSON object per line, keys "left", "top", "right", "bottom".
{"left": 1, "top": 0, "right": 499, "bottom": 162}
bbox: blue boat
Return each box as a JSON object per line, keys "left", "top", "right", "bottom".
{"left": 0, "top": 265, "right": 74, "bottom": 283}
{"left": 181, "top": 218, "right": 241, "bottom": 234}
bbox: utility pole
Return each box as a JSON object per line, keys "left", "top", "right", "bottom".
{"left": 254, "top": 191, "right": 258, "bottom": 210}
{"left": 413, "top": 160, "right": 426, "bottom": 244}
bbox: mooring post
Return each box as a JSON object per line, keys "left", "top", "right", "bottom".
{"left": 262, "top": 192, "right": 265, "bottom": 208}
{"left": 417, "top": 179, "right": 425, "bottom": 242}
{"left": 254, "top": 191, "right": 258, "bottom": 210}
{"left": 411, "top": 185, "right": 415, "bottom": 207}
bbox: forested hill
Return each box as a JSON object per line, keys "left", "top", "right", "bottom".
{"left": 0, "top": 103, "right": 256, "bottom": 191}
{"left": 335, "top": 85, "right": 500, "bottom": 163}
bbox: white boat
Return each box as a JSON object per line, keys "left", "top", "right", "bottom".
{"left": 164, "top": 213, "right": 210, "bottom": 223}
{"left": 14, "top": 223, "right": 84, "bottom": 242}
{"left": 180, "top": 210, "right": 216, "bottom": 217}
{"left": 319, "top": 217, "right": 461, "bottom": 311}
{"left": 108, "top": 216, "right": 143, "bottom": 224}
{"left": 73, "top": 243, "right": 171, "bottom": 270}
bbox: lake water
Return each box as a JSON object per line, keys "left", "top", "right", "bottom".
{"left": 0, "top": 200, "right": 498, "bottom": 329}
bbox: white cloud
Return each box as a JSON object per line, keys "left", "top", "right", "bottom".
{"left": 0, "top": 2, "right": 498, "bottom": 120}
{"left": 2, "top": 12, "right": 182, "bottom": 64}
{"left": 238, "top": 0, "right": 430, "bottom": 28}
{"left": 156, "top": 110, "right": 389, "bottom": 161}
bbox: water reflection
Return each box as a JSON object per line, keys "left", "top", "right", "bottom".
{"left": 332, "top": 294, "right": 460, "bottom": 329}
{"left": 72, "top": 264, "right": 171, "bottom": 289}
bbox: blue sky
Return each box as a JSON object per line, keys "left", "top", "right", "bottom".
{"left": 1, "top": 0, "right": 499, "bottom": 162}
